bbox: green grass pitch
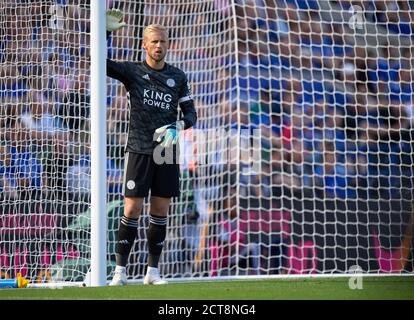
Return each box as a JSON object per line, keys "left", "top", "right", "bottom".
{"left": 0, "top": 277, "right": 413, "bottom": 300}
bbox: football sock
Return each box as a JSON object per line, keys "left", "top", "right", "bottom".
{"left": 115, "top": 215, "right": 138, "bottom": 267}
{"left": 147, "top": 214, "right": 167, "bottom": 268}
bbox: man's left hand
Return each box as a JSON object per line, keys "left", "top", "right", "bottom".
{"left": 155, "top": 120, "right": 185, "bottom": 148}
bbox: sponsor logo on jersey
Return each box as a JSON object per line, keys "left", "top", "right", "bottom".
{"left": 143, "top": 89, "right": 172, "bottom": 110}
{"left": 166, "top": 78, "right": 175, "bottom": 87}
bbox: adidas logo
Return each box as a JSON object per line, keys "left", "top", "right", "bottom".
{"left": 119, "top": 240, "right": 129, "bottom": 244}
{"left": 156, "top": 241, "right": 165, "bottom": 246}
{"left": 142, "top": 74, "right": 150, "bottom": 80}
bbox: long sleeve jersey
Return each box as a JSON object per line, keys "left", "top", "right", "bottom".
{"left": 107, "top": 59, "right": 197, "bottom": 154}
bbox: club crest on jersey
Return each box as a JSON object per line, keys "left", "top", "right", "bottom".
{"left": 167, "top": 78, "right": 175, "bottom": 87}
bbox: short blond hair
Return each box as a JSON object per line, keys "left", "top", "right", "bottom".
{"left": 143, "top": 24, "right": 168, "bottom": 40}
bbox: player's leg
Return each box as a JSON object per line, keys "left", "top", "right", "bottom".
{"left": 110, "top": 196, "right": 144, "bottom": 286}
{"left": 110, "top": 152, "right": 153, "bottom": 286}
{"left": 143, "top": 196, "right": 170, "bottom": 285}
{"left": 143, "top": 162, "right": 180, "bottom": 285}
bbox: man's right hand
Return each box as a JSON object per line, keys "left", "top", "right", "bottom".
{"left": 106, "top": 9, "right": 127, "bottom": 32}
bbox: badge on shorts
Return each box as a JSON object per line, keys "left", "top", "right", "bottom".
{"left": 167, "top": 78, "right": 175, "bottom": 87}
{"left": 126, "top": 180, "right": 136, "bottom": 190}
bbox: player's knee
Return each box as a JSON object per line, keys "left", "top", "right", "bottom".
{"left": 124, "top": 197, "right": 143, "bottom": 218}
{"left": 149, "top": 197, "right": 170, "bottom": 215}
{"left": 150, "top": 205, "right": 169, "bottom": 215}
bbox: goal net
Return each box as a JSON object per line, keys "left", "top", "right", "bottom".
{"left": 0, "top": 0, "right": 413, "bottom": 285}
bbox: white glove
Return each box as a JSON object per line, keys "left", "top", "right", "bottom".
{"left": 155, "top": 120, "right": 185, "bottom": 148}
{"left": 106, "top": 9, "right": 126, "bottom": 32}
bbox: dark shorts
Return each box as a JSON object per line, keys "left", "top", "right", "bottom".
{"left": 123, "top": 152, "right": 180, "bottom": 198}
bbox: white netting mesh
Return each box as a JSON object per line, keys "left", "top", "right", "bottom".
{"left": 0, "top": 0, "right": 413, "bottom": 284}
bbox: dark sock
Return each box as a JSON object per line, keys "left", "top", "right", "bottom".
{"left": 115, "top": 215, "right": 138, "bottom": 267}
{"left": 147, "top": 214, "right": 167, "bottom": 268}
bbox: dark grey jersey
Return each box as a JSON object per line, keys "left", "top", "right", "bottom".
{"left": 107, "top": 59, "right": 197, "bottom": 154}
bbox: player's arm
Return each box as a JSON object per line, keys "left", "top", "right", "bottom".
{"left": 179, "top": 100, "right": 197, "bottom": 130}
{"left": 178, "top": 76, "right": 197, "bottom": 130}
{"left": 156, "top": 77, "right": 197, "bottom": 148}
{"left": 107, "top": 60, "right": 132, "bottom": 86}
{"left": 105, "top": 9, "right": 132, "bottom": 86}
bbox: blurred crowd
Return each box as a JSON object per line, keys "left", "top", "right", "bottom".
{"left": 228, "top": 0, "right": 414, "bottom": 203}
{"left": 0, "top": 0, "right": 125, "bottom": 209}
{"left": 1, "top": 0, "right": 414, "bottom": 275}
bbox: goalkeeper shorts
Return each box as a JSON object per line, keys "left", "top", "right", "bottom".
{"left": 123, "top": 152, "right": 180, "bottom": 198}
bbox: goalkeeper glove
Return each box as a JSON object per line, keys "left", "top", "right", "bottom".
{"left": 106, "top": 9, "right": 127, "bottom": 32}
{"left": 155, "top": 120, "right": 185, "bottom": 148}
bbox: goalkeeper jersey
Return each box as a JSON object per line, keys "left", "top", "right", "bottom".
{"left": 107, "top": 59, "right": 197, "bottom": 155}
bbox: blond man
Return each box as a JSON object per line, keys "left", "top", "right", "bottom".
{"left": 106, "top": 10, "right": 197, "bottom": 285}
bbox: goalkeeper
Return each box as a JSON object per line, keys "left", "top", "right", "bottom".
{"left": 106, "top": 10, "right": 197, "bottom": 285}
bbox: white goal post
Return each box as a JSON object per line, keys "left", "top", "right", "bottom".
{"left": 0, "top": 0, "right": 413, "bottom": 287}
